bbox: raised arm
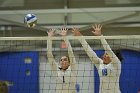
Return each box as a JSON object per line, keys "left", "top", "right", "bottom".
{"left": 92, "top": 24, "right": 121, "bottom": 64}
{"left": 59, "top": 27, "right": 77, "bottom": 75}
{"left": 47, "top": 29, "right": 57, "bottom": 75}
{"left": 72, "top": 27, "right": 102, "bottom": 68}
{"left": 100, "top": 38, "right": 121, "bottom": 64}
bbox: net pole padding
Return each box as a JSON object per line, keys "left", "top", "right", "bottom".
{"left": 0, "top": 35, "right": 140, "bottom": 40}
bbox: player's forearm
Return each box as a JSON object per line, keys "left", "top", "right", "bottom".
{"left": 47, "top": 38, "right": 54, "bottom": 61}
{"left": 100, "top": 36, "right": 113, "bottom": 56}
{"left": 47, "top": 38, "right": 57, "bottom": 71}
{"left": 100, "top": 36, "right": 120, "bottom": 63}
{"left": 79, "top": 38, "right": 100, "bottom": 64}
{"left": 63, "top": 37, "right": 77, "bottom": 74}
{"left": 64, "top": 38, "right": 76, "bottom": 63}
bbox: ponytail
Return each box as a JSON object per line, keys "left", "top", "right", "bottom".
{"left": 113, "top": 50, "right": 123, "bottom": 61}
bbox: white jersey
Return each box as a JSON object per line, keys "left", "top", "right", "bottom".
{"left": 98, "top": 58, "right": 121, "bottom": 93}
{"left": 47, "top": 38, "right": 77, "bottom": 93}
{"left": 79, "top": 38, "right": 122, "bottom": 93}
{"left": 55, "top": 66, "right": 76, "bottom": 93}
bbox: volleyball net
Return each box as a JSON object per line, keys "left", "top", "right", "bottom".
{"left": 0, "top": 35, "right": 140, "bottom": 93}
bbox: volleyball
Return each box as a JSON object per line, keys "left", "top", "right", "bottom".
{"left": 24, "top": 13, "right": 37, "bottom": 27}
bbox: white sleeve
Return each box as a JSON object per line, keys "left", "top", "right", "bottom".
{"left": 63, "top": 37, "right": 77, "bottom": 76}
{"left": 100, "top": 36, "right": 121, "bottom": 66}
{"left": 47, "top": 37, "right": 57, "bottom": 76}
{"left": 79, "top": 37, "right": 102, "bottom": 68}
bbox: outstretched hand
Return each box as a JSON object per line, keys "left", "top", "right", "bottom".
{"left": 47, "top": 28, "right": 55, "bottom": 37}
{"left": 59, "top": 27, "right": 68, "bottom": 36}
{"left": 92, "top": 24, "right": 102, "bottom": 36}
{"left": 72, "top": 27, "right": 82, "bottom": 36}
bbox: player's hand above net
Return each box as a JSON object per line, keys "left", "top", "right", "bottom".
{"left": 59, "top": 27, "right": 68, "bottom": 36}
{"left": 72, "top": 27, "right": 82, "bottom": 36}
{"left": 92, "top": 24, "right": 102, "bottom": 36}
{"left": 47, "top": 28, "right": 56, "bottom": 37}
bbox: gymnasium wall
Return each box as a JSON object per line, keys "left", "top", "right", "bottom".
{"left": 0, "top": 51, "right": 39, "bottom": 93}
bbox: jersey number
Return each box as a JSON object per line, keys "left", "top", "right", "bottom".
{"left": 63, "top": 76, "right": 65, "bottom": 83}
{"left": 102, "top": 68, "right": 108, "bottom": 76}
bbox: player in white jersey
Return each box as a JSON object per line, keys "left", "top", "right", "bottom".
{"left": 72, "top": 24, "right": 123, "bottom": 93}
{"left": 47, "top": 28, "right": 77, "bottom": 93}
